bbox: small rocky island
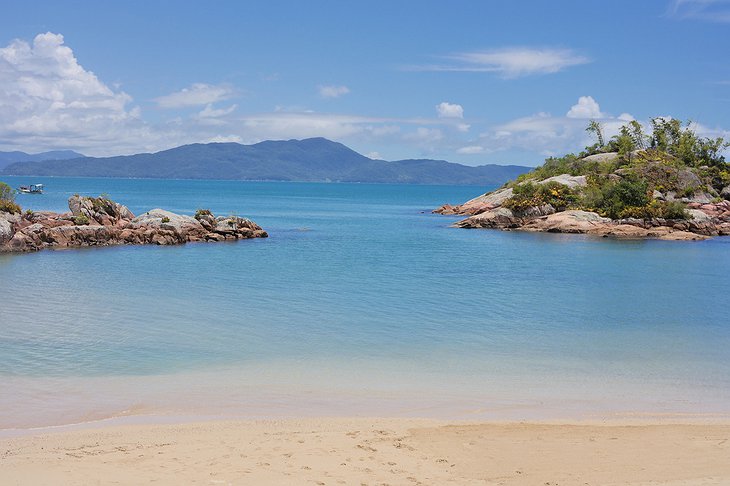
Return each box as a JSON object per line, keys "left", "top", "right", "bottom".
{"left": 0, "top": 194, "right": 267, "bottom": 253}
{"left": 435, "top": 119, "right": 730, "bottom": 241}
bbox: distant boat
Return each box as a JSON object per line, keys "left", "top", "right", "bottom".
{"left": 17, "top": 183, "right": 44, "bottom": 194}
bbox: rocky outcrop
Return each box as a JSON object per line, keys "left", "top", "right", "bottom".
{"left": 434, "top": 175, "right": 588, "bottom": 216}
{"left": 435, "top": 187, "right": 514, "bottom": 215}
{"left": 438, "top": 174, "right": 730, "bottom": 241}
{"left": 0, "top": 196, "right": 267, "bottom": 253}
{"left": 454, "top": 206, "right": 720, "bottom": 240}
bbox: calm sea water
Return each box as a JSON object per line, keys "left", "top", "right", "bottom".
{"left": 1, "top": 176, "right": 729, "bottom": 429}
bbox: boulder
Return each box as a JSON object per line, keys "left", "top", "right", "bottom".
{"left": 721, "top": 185, "right": 730, "bottom": 200}
{"left": 659, "top": 231, "right": 709, "bottom": 241}
{"left": 457, "top": 187, "right": 514, "bottom": 214}
{"left": 524, "top": 210, "right": 610, "bottom": 234}
{"left": 195, "top": 212, "right": 217, "bottom": 231}
{"left": 686, "top": 192, "right": 712, "bottom": 204}
{"left": 131, "top": 209, "right": 205, "bottom": 236}
{"left": 522, "top": 204, "right": 556, "bottom": 217}
{"left": 455, "top": 207, "right": 519, "bottom": 229}
{"left": 581, "top": 152, "right": 619, "bottom": 164}
{"left": 593, "top": 224, "right": 653, "bottom": 239}
{"left": 676, "top": 169, "right": 703, "bottom": 193}
{"left": 0, "top": 216, "right": 13, "bottom": 245}
{"left": 68, "top": 195, "right": 135, "bottom": 225}
{"left": 537, "top": 174, "right": 588, "bottom": 189}
{"left": 687, "top": 209, "right": 712, "bottom": 223}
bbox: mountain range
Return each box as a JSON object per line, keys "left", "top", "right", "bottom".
{"left": 1, "top": 138, "right": 530, "bottom": 185}
{"left": 0, "top": 150, "right": 85, "bottom": 170}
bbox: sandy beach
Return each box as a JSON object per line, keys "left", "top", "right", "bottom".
{"left": 2, "top": 418, "right": 730, "bottom": 485}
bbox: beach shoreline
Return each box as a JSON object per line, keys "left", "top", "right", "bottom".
{"left": 2, "top": 416, "right": 729, "bottom": 485}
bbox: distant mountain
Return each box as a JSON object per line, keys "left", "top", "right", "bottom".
{"left": 1, "top": 138, "right": 529, "bottom": 185}
{"left": 0, "top": 150, "right": 85, "bottom": 170}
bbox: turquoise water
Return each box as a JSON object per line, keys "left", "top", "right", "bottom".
{"left": 1, "top": 176, "right": 730, "bottom": 428}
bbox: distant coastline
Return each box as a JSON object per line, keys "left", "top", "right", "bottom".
{"left": 1, "top": 138, "right": 530, "bottom": 186}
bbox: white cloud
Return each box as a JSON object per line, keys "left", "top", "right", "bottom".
{"left": 206, "top": 134, "right": 243, "bottom": 144}
{"left": 155, "top": 83, "right": 235, "bottom": 108}
{"left": 687, "top": 120, "right": 730, "bottom": 140}
{"left": 197, "top": 104, "right": 237, "bottom": 120}
{"left": 405, "top": 127, "right": 443, "bottom": 143}
{"left": 412, "top": 47, "right": 590, "bottom": 78}
{"left": 318, "top": 85, "right": 350, "bottom": 99}
{"left": 668, "top": 0, "right": 730, "bottom": 22}
{"left": 566, "top": 96, "right": 603, "bottom": 119}
{"left": 0, "top": 32, "right": 164, "bottom": 155}
{"left": 478, "top": 97, "right": 639, "bottom": 157}
{"left": 366, "top": 151, "right": 383, "bottom": 159}
{"left": 436, "top": 102, "right": 464, "bottom": 118}
{"left": 456, "top": 145, "right": 484, "bottom": 154}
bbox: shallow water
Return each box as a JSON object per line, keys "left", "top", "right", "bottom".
{"left": 1, "top": 176, "right": 729, "bottom": 428}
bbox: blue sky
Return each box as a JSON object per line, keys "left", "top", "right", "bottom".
{"left": 0, "top": 0, "right": 729, "bottom": 166}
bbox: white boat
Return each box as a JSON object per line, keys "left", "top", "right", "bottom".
{"left": 17, "top": 183, "right": 44, "bottom": 194}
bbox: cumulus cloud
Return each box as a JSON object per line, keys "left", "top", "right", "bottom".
{"left": 477, "top": 96, "right": 640, "bottom": 158}
{"left": 318, "top": 85, "right": 350, "bottom": 98}
{"left": 566, "top": 96, "right": 603, "bottom": 119}
{"left": 0, "top": 32, "right": 163, "bottom": 155}
{"left": 436, "top": 102, "right": 464, "bottom": 118}
{"left": 412, "top": 47, "right": 590, "bottom": 78}
{"left": 155, "top": 83, "right": 235, "bottom": 108}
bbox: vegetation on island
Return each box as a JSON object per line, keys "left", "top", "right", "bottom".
{"left": 504, "top": 118, "right": 730, "bottom": 220}
{"left": 0, "top": 181, "right": 21, "bottom": 214}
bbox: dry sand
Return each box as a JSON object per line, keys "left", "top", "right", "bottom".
{"left": 2, "top": 418, "right": 730, "bottom": 485}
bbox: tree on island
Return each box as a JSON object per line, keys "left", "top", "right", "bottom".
{"left": 586, "top": 120, "right": 605, "bottom": 149}
{"left": 0, "top": 181, "right": 20, "bottom": 214}
{"left": 504, "top": 117, "right": 730, "bottom": 221}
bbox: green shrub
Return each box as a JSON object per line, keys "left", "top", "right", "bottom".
{"left": 73, "top": 214, "right": 90, "bottom": 225}
{"left": 161, "top": 216, "right": 170, "bottom": 223}
{"left": 583, "top": 177, "right": 650, "bottom": 219}
{"left": 615, "top": 200, "right": 689, "bottom": 220}
{"left": 503, "top": 181, "right": 578, "bottom": 213}
{"left": 89, "top": 195, "right": 115, "bottom": 214}
{"left": 660, "top": 201, "right": 689, "bottom": 219}
{"left": 0, "top": 200, "right": 21, "bottom": 214}
{"left": 0, "top": 181, "right": 14, "bottom": 203}
{"left": 194, "top": 208, "right": 212, "bottom": 220}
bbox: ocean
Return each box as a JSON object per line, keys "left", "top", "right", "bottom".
{"left": 1, "top": 176, "right": 729, "bottom": 429}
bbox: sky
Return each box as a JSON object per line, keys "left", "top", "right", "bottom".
{"left": 0, "top": 0, "right": 729, "bottom": 166}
